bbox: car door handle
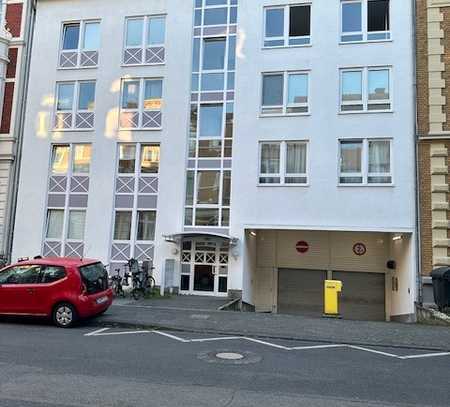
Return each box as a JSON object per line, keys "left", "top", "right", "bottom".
{"left": 27, "top": 288, "right": 35, "bottom": 294}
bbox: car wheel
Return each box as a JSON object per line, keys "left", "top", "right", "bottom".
{"left": 53, "top": 303, "right": 77, "bottom": 328}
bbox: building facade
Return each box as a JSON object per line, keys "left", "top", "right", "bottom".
{"left": 13, "top": 0, "right": 417, "bottom": 321}
{"left": 417, "top": 0, "right": 450, "bottom": 302}
{"left": 0, "top": 0, "right": 34, "bottom": 262}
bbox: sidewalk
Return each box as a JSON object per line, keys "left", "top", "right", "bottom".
{"left": 93, "top": 297, "right": 450, "bottom": 351}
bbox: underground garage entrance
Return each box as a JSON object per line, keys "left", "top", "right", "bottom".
{"left": 277, "top": 269, "right": 385, "bottom": 321}
{"left": 248, "top": 229, "right": 414, "bottom": 322}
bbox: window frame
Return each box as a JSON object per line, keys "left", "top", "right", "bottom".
{"left": 263, "top": 3, "right": 312, "bottom": 48}
{"left": 261, "top": 71, "right": 310, "bottom": 116}
{"left": 113, "top": 143, "right": 160, "bottom": 247}
{"left": 338, "top": 138, "right": 393, "bottom": 186}
{"left": 258, "top": 140, "right": 309, "bottom": 186}
{"left": 44, "top": 143, "right": 91, "bottom": 248}
{"left": 58, "top": 19, "right": 101, "bottom": 69}
{"left": 54, "top": 80, "right": 96, "bottom": 131}
{"left": 340, "top": 0, "right": 391, "bottom": 44}
{"left": 339, "top": 66, "right": 392, "bottom": 113}
{"left": 119, "top": 77, "right": 163, "bottom": 130}
{"left": 123, "top": 15, "right": 166, "bottom": 66}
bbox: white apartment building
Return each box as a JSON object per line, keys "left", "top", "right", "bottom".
{"left": 12, "top": 0, "right": 417, "bottom": 322}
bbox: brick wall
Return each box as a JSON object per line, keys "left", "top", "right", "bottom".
{"left": 417, "top": 0, "right": 429, "bottom": 137}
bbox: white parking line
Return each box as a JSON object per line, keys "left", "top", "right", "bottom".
{"left": 84, "top": 328, "right": 450, "bottom": 361}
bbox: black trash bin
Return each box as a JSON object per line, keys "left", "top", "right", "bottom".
{"left": 431, "top": 267, "right": 450, "bottom": 311}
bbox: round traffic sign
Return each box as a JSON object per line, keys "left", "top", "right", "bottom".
{"left": 296, "top": 241, "right": 309, "bottom": 254}
{"left": 353, "top": 243, "right": 367, "bottom": 256}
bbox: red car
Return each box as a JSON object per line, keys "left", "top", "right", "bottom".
{"left": 0, "top": 257, "right": 113, "bottom": 328}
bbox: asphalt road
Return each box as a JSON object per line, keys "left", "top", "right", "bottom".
{"left": 0, "top": 320, "right": 449, "bottom": 407}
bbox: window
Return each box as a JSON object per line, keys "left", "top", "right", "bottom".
{"left": 141, "top": 145, "right": 160, "bottom": 174}
{"left": 46, "top": 209, "right": 65, "bottom": 239}
{"left": 340, "top": 67, "right": 391, "bottom": 112}
{"left": 262, "top": 72, "right": 309, "bottom": 115}
{"left": 264, "top": 5, "right": 311, "bottom": 47}
{"left": 203, "top": 38, "right": 226, "bottom": 70}
{"left": 124, "top": 16, "right": 166, "bottom": 65}
{"left": 67, "top": 210, "right": 86, "bottom": 240}
{"left": 120, "top": 78, "right": 163, "bottom": 129}
{"left": 72, "top": 144, "right": 92, "bottom": 173}
{"left": 0, "top": 265, "right": 41, "bottom": 285}
{"left": 259, "top": 141, "right": 308, "bottom": 185}
{"left": 114, "top": 211, "right": 132, "bottom": 240}
{"left": 341, "top": 0, "right": 390, "bottom": 43}
{"left": 51, "top": 145, "right": 70, "bottom": 174}
{"left": 339, "top": 139, "right": 392, "bottom": 185}
{"left": 55, "top": 81, "right": 96, "bottom": 130}
{"left": 44, "top": 144, "right": 91, "bottom": 258}
{"left": 59, "top": 20, "right": 100, "bottom": 68}
{"left": 197, "top": 171, "right": 220, "bottom": 204}
{"left": 199, "top": 104, "right": 223, "bottom": 138}
{"left": 136, "top": 211, "right": 156, "bottom": 241}
{"left": 41, "top": 266, "right": 66, "bottom": 284}
{"left": 118, "top": 145, "right": 136, "bottom": 173}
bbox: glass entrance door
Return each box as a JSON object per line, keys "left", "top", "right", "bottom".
{"left": 193, "top": 264, "right": 215, "bottom": 292}
{"left": 180, "top": 239, "right": 229, "bottom": 296}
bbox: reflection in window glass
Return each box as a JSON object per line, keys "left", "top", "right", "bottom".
{"left": 118, "top": 145, "right": 136, "bottom": 173}
{"left": 185, "top": 171, "right": 195, "bottom": 206}
{"left": 78, "top": 82, "right": 96, "bottom": 111}
{"left": 126, "top": 18, "right": 144, "bottom": 47}
{"left": 73, "top": 144, "right": 91, "bottom": 173}
{"left": 198, "top": 140, "right": 222, "bottom": 157}
{"left": 197, "top": 171, "right": 220, "bottom": 204}
{"left": 222, "top": 171, "right": 231, "bottom": 206}
{"left": 340, "top": 141, "right": 362, "bottom": 173}
{"left": 148, "top": 17, "right": 165, "bottom": 45}
{"left": 141, "top": 145, "right": 160, "bottom": 173}
{"left": 342, "top": 71, "right": 362, "bottom": 101}
{"left": 57, "top": 83, "right": 75, "bottom": 111}
{"left": 47, "top": 209, "right": 64, "bottom": 239}
{"left": 203, "top": 38, "right": 226, "bottom": 70}
{"left": 62, "top": 24, "right": 80, "bottom": 50}
{"left": 368, "top": 70, "right": 389, "bottom": 100}
{"left": 195, "top": 208, "right": 219, "bottom": 226}
{"left": 265, "top": 8, "right": 284, "bottom": 38}
{"left": 199, "top": 104, "right": 223, "bottom": 138}
{"left": 262, "top": 74, "right": 283, "bottom": 107}
{"left": 52, "top": 145, "right": 70, "bottom": 174}
{"left": 83, "top": 22, "right": 100, "bottom": 50}
{"left": 68, "top": 210, "right": 86, "bottom": 240}
{"left": 144, "top": 80, "right": 162, "bottom": 110}
{"left": 122, "top": 81, "right": 140, "bottom": 109}
{"left": 288, "top": 74, "right": 308, "bottom": 105}
{"left": 228, "top": 36, "right": 236, "bottom": 70}
{"left": 114, "top": 211, "right": 132, "bottom": 240}
{"left": 137, "top": 211, "right": 156, "bottom": 241}
{"left": 204, "top": 8, "right": 227, "bottom": 25}
{"left": 342, "top": 2, "right": 362, "bottom": 33}
{"left": 201, "top": 73, "right": 225, "bottom": 91}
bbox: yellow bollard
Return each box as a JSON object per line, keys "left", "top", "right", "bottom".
{"left": 324, "top": 280, "right": 343, "bottom": 317}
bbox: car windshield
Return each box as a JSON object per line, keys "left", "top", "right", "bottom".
{"left": 79, "top": 262, "right": 108, "bottom": 294}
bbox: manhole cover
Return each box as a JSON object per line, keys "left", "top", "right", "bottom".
{"left": 215, "top": 352, "right": 244, "bottom": 360}
{"left": 198, "top": 350, "right": 262, "bottom": 365}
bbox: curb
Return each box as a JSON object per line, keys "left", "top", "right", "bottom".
{"left": 88, "top": 317, "right": 450, "bottom": 353}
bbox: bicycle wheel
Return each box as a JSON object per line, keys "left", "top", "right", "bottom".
{"left": 132, "top": 288, "right": 143, "bottom": 301}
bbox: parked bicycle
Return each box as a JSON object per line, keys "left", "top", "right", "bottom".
{"left": 129, "top": 258, "right": 156, "bottom": 300}
{"left": 110, "top": 269, "right": 129, "bottom": 298}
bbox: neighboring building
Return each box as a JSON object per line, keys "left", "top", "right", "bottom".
{"left": 417, "top": 0, "right": 450, "bottom": 302}
{"left": 0, "top": 0, "right": 34, "bottom": 262}
{"left": 13, "top": 0, "right": 417, "bottom": 321}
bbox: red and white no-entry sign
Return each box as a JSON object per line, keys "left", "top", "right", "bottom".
{"left": 296, "top": 241, "right": 309, "bottom": 254}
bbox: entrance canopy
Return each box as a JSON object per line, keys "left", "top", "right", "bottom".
{"left": 164, "top": 232, "right": 238, "bottom": 246}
